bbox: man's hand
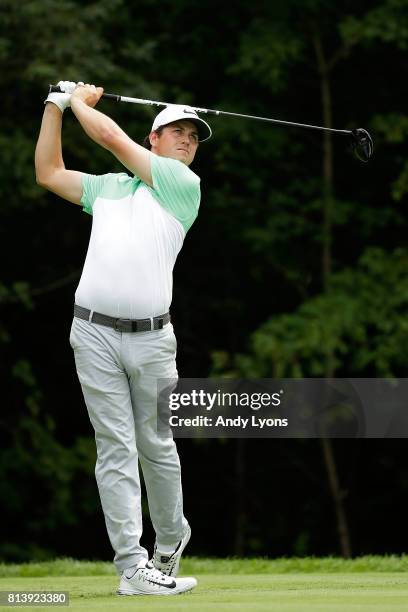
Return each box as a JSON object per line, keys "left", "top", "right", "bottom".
{"left": 70, "top": 83, "right": 104, "bottom": 109}
{"left": 44, "top": 80, "right": 77, "bottom": 113}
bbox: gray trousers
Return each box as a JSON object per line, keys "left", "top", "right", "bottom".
{"left": 69, "top": 315, "right": 187, "bottom": 574}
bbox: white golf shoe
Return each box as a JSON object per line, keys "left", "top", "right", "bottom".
{"left": 152, "top": 524, "right": 191, "bottom": 577}
{"left": 117, "top": 559, "right": 197, "bottom": 596}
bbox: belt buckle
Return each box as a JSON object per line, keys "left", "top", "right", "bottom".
{"left": 113, "top": 318, "right": 128, "bottom": 332}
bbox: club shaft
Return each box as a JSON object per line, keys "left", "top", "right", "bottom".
{"left": 49, "top": 84, "right": 352, "bottom": 136}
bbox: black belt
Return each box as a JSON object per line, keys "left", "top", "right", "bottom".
{"left": 74, "top": 304, "right": 170, "bottom": 333}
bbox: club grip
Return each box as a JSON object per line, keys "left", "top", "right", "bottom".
{"left": 48, "top": 84, "right": 120, "bottom": 102}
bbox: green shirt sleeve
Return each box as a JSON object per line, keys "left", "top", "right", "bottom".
{"left": 148, "top": 154, "right": 201, "bottom": 233}
{"left": 80, "top": 173, "right": 139, "bottom": 215}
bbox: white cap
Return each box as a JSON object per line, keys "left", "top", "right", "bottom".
{"left": 151, "top": 104, "right": 212, "bottom": 142}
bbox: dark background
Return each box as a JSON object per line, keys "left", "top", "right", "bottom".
{"left": 1, "top": 0, "right": 407, "bottom": 562}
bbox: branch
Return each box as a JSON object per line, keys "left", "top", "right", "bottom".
{"left": 30, "top": 270, "right": 81, "bottom": 297}
{"left": 327, "top": 31, "right": 365, "bottom": 72}
{"left": 0, "top": 270, "right": 81, "bottom": 305}
{"left": 309, "top": 18, "right": 366, "bottom": 74}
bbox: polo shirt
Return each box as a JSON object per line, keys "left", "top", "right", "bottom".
{"left": 74, "top": 153, "right": 200, "bottom": 319}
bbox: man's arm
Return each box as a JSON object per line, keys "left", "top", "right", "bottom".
{"left": 35, "top": 103, "right": 84, "bottom": 205}
{"left": 70, "top": 85, "right": 153, "bottom": 186}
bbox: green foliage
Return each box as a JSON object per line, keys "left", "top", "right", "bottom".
{"left": 0, "top": 0, "right": 122, "bottom": 84}
{"left": 1, "top": 555, "right": 408, "bottom": 576}
{"left": 369, "top": 113, "right": 408, "bottom": 200}
{"left": 340, "top": 0, "right": 408, "bottom": 49}
{"left": 9, "top": 282, "right": 34, "bottom": 309}
{"left": 391, "top": 162, "right": 408, "bottom": 201}
{"left": 0, "top": 359, "right": 97, "bottom": 561}
{"left": 212, "top": 248, "right": 408, "bottom": 378}
{"left": 372, "top": 113, "right": 408, "bottom": 144}
{"left": 231, "top": 20, "right": 304, "bottom": 93}
{"left": 0, "top": 281, "right": 33, "bottom": 343}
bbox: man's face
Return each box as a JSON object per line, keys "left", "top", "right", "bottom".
{"left": 150, "top": 120, "right": 199, "bottom": 166}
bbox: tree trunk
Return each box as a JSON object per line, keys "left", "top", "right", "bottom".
{"left": 321, "top": 70, "right": 333, "bottom": 290}
{"left": 320, "top": 438, "right": 352, "bottom": 557}
{"left": 234, "top": 438, "right": 247, "bottom": 556}
{"left": 312, "top": 25, "right": 352, "bottom": 558}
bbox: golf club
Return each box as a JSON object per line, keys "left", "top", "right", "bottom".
{"left": 49, "top": 84, "right": 374, "bottom": 162}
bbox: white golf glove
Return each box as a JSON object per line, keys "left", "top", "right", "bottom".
{"left": 44, "top": 80, "right": 79, "bottom": 113}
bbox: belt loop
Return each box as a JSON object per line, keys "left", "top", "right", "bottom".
{"left": 149, "top": 317, "right": 153, "bottom": 331}
{"left": 89, "top": 309, "right": 94, "bottom": 323}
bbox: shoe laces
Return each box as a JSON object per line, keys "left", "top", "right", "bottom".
{"left": 153, "top": 546, "right": 177, "bottom": 568}
{"left": 138, "top": 561, "right": 172, "bottom": 585}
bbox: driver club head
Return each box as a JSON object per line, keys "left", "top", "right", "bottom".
{"left": 350, "top": 128, "right": 374, "bottom": 163}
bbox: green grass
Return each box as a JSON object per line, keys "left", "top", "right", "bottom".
{"left": 0, "top": 557, "right": 407, "bottom": 611}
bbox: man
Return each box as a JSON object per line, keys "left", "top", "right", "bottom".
{"left": 34, "top": 80, "right": 212, "bottom": 596}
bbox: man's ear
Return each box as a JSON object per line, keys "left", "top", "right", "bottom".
{"left": 149, "top": 131, "right": 158, "bottom": 148}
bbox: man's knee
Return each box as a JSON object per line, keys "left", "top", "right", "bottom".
{"left": 136, "top": 429, "right": 178, "bottom": 464}
{"left": 95, "top": 430, "right": 137, "bottom": 463}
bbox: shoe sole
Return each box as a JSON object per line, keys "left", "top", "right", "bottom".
{"left": 117, "top": 585, "right": 195, "bottom": 596}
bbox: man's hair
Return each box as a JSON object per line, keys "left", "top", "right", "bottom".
{"left": 142, "top": 125, "right": 165, "bottom": 150}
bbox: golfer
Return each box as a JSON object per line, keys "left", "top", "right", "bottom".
{"left": 35, "top": 80, "right": 212, "bottom": 596}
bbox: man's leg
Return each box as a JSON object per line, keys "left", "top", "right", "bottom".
{"left": 121, "top": 324, "right": 189, "bottom": 552}
{"left": 69, "top": 316, "right": 148, "bottom": 574}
